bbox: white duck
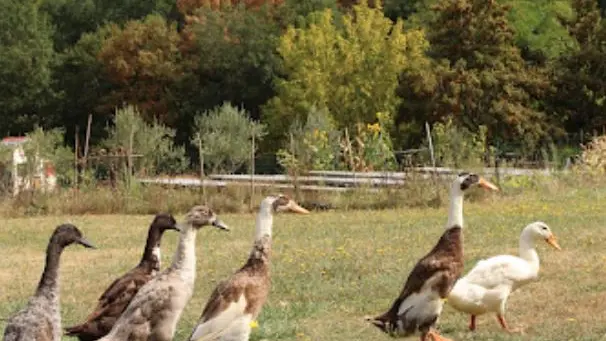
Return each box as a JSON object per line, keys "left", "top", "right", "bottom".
{"left": 447, "top": 221, "right": 561, "bottom": 332}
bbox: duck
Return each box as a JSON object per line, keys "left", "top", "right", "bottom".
{"left": 64, "top": 213, "right": 179, "bottom": 341}
{"left": 447, "top": 221, "right": 561, "bottom": 332}
{"left": 368, "top": 172, "right": 499, "bottom": 341}
{"left": 188, "top": 194, "right": 310, "bottom": 341}
{"left": 95, "top": 205, "right": 229, "bottom": 341}
{"left": 3, "top": 224, "right": 96, "bottom": 341}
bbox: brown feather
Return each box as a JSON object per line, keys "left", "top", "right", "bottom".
{"left": 199, "top": 236, "right": 271, "bottom": 323}
{"left": 372, "top": 226, "right": 464, "bottom": 336}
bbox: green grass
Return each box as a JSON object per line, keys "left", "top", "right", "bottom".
{"left": 1, "top": 185, "right": 606, "bottom": 341}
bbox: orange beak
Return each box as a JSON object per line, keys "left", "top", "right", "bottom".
{"left": 478, "top": 177, "right": 499, "bottom": 191}
{"left": 287, "top": 200, "right": 310, "bottom": 214}
{"left": 545, "top": 234, "right": 562, "bottom": 250}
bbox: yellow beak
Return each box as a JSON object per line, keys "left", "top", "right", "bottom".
{"left": 478, "top": 177, "right": 499, "bottom": 191}
{"left": 545, "top": 234, "right": 562, "bottom": 250}
{"left": 287, "top": 200, "right": 310, "bottom": 214}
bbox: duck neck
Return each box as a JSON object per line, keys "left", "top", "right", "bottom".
{"left": 445, "top": 187, "right": 464, "bottom": 229}
{"left": 35, "top": 242, "right": 63, "bottom": 302}
{"left": 169, "top": 226, "right": 197, "bottom": 283}
{"left": 519, "top": 231, "right": 539, "bottom": 271}
{"left": 250, "top": 206, "right": 273, "bottom": 262}
{"left": 139, "top": 226, "right": 163, "bottom": 272}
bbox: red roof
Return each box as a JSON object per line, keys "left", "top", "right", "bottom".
{"left": 1, "top": 136, "right": 29, "bottom": 146}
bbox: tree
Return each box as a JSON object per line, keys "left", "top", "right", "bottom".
{"left": 41, "top": 0, "right": 178, "bottom": 51}
{"left": 172, "top": 2, "right": 281, "bottom": 147}
{"left": 263, "top": 0, "right": 429, "bottom": 148}
{"left": 192, "top": 102, "right": 266, "bottom": 174}
{"left": 398, "top": 0, "right": 554, "bottom": 154}
{"left": 52, "top": 27, "right": 114, "bottom": 148}
{"left": 550, "top": 0, "right": 606, "bottom": 136}
{"left": 97, "top": 14, "right": 184, "bottom": 125}
{"left": 0, "top": 0, "right": 56, "bottom": 135}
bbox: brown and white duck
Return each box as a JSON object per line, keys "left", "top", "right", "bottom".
{"left": 3, "top": 224, "right": 96, "bottom": 341}
{"left": 188, "top": 195, "right": 309, "bottom": 341}
{"left": 368, "top": 173, "right": 498, "bottom": 341}
{"left": 96, "top": 205, "right": 228, "bottom": 341}
{"left": 64, "top": 213, "right": 179, "bottom": 341}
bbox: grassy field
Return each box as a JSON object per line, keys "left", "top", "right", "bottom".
{"left": 1, "top": 185, "right": 606, "bottom": 341}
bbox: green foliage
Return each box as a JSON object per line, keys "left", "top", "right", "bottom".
{"left": 23, "top": 127, "right": 75, "bottom": 186}
{"left": 104, "top": 105, "right": 189, "bottom": 177}
{"left": 0, "top": 0, "right": 56, "bottom": 133}
{"left": 399, "top": 0, "right": 554, "bottom": 155}
{"left": 277, "top": 106, "right": 340, "bottom": 173}
{"left": 277, "top": 0, "right": 340, "bottom": 28}
{"left": 264, "top": 0, "right": 429, "bottom": 147}
{"left": 192, "top": 102, "right": 266, "bottom": 174}
{"left": 41, "top": 0, "right": 177, "bottom": 51}
{"left": 550, "top": 0, "right": 606, "bottom": 136}
{"left": 171, "top": 3, "right": 281, "bottom": 148}
{"left": 342, "top": 112, "right": 397, "bottom": 171}
{"left": 53, "top": 26, "right": 113, "bottom": 146}
{"left": 430, "top": 118, "right": 489, "bottom": 168}
{"left": 504, "top": 0, "right": 575, "bottom": 60}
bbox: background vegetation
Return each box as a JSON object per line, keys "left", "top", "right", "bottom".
{"left": 1, "top": 0, "right": 605, "bottom": 167}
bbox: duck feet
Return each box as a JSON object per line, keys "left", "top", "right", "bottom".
{"left": 496, "top": 314, "right": 524, "bottom": 334}
{"left": 425, "top": 330, "right": 454, "bottom": 341}
{"left": 469, "top": 315, "right": 476, "bottom": 331}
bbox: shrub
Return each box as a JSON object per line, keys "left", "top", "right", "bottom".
{"left": 429, "top": 118, "right": 489, "bottom": 168}
{"left": 103, "top": 105, "right": 189, "bottom": 178}
{"left": 192, "top": 102, "right": 266, "bottom": 174}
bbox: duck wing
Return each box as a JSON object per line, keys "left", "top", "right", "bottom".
{"left": 189, "top": 271, "right": 269, "bottom": 341}
{"left": 463, "top": 255, "right": 535, "bottom": 289}
{"left": 64, "top": 267, "right": 153, "bottom": 339}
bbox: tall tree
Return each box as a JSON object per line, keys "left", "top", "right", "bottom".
{"left": 263, "top": 0, "right": 429, "bottom": 148}
{"left": 97, "top": 14, "right": 184, "bottom": 125}
{"left": 172, "top": 2, "right": 281, "bottom": 147}
{"left": 41, "top": 0, "right": 178, "bottom": 51}
{"left": 0, "top": 0, "right": 56, "bottom": 135}
{"left": 398, "top": 0, "right": 554, "bottom": 153}
{"left": 550, "top": 0, "right": 606, "bottom": 136}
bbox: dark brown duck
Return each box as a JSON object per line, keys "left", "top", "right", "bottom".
{"left": 64, "top": 213, "right": 178, "bottom": 341}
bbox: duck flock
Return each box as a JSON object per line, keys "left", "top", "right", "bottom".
{"left": 2, "top": 172, "right": 562, "bottom": 341}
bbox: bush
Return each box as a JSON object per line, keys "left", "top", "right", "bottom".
{"left": 277, "top": 106, "right": 340, "bottom": 174}
{"left": 429, "top": 118, "right": 490, "bottom": 168}
{"left": 24, "top": 127, "right": 74, "bottom": 186}
{"left": 192, "top": 102, "right": 266, "bottom": 174}
{"left": 103, "top": 105, "right": 189, "bottom": 178}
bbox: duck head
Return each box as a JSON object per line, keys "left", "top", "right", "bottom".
{"left": 179, "top": 205, "right": 229, "bottom": 231}
{"left": 51, "top": 224, "right": 96, "bottom": 249}
{"left": 525, "top": 221, "right": 561, "bottom": 250}
{"left": 453, "top": 172, "right": 499, "bottom": 193}
{"left": 151, "top": 213, "right": 179, "bottom": 232}
{"left": 261, "top": 194, "right": 310, "bottom": 214}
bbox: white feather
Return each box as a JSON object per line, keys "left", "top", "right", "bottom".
{"left": 190, "top": 294, "right": 248, "bottom": 341}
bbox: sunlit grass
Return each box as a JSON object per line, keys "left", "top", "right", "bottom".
{"left": 1, "top": 185, "right": 606, "bottom": 340}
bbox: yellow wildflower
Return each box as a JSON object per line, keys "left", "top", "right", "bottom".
{"left": 249, "top": 320, "right": 259, "bottom": 329}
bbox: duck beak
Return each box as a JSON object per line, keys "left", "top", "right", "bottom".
{"left": 173, "top": 223, "right": 184, "bottom": 232}
{"left": 78, "top": 237, "right": 96, "bottom": 249}
{"left": 287, "top": 200, "right": 310, "bottom": 214}
{"left": 545, "top": 234, "right": 561, "bottom": 250}
{"left": 211, "top": 218, "right": 230, "bottom": 231}
{"left": 478, "top": 177, "right": 499, "bottom": 191}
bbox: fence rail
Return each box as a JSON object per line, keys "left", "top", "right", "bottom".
{"left": 137, "top": 166, "right": 555, "bottom": 192}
